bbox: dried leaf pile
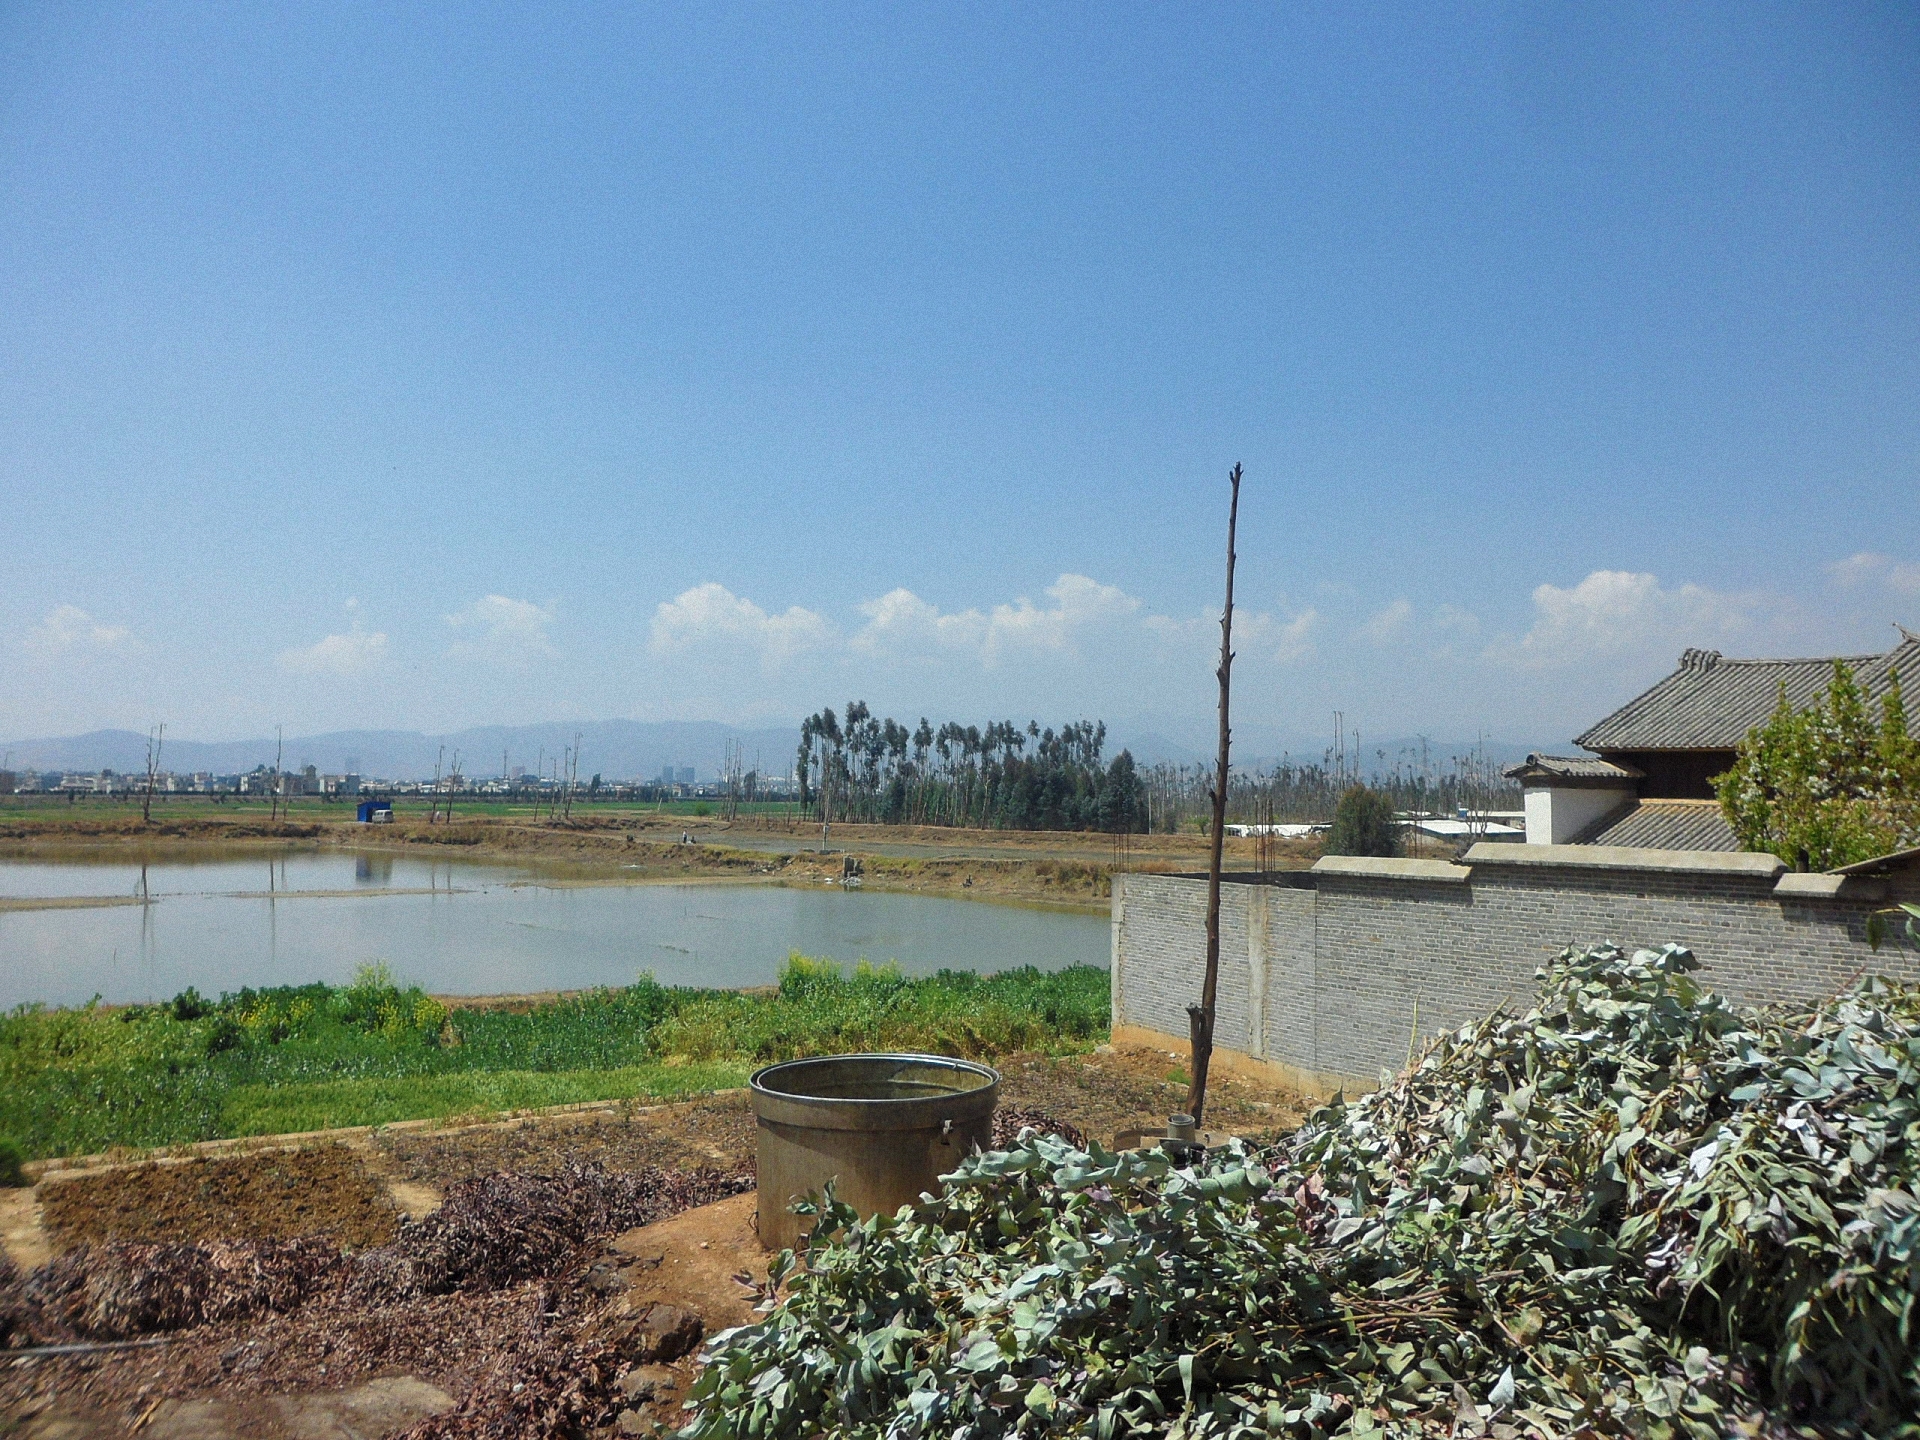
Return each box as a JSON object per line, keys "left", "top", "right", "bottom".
{"left": 683, "top": 943, "right": 1920, "bottom": 1439}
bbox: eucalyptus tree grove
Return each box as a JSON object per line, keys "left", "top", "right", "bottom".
{"left": 794, "top": 704, "right": 1146, "bottom": 831}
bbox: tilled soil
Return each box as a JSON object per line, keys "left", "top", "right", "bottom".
{"left": 375, "top": 1098, "right": 757, "bottom": 1188}
{"left": 4, "top": 1058, "right": 1309, "bottom": 1436}
{"left": 366, "top": 1048, "right": 1306, "bottom": 1193}
{"left": 1000, "top": 1046, "right": 1306, "bottom": 1145}
{"left": 39, "top": 1145, "right": 402, "bottom": 1253}
{"left": 2, "top": 1165, "right": 753, "bottom": 1437}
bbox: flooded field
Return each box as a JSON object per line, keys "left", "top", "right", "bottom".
{"left": 0, "top": 851, "right": 1107, "bottom": 1008}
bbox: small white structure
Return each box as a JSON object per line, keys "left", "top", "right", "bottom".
{"left": 1506, "top": 754, "right": 1641, "bottom": 845}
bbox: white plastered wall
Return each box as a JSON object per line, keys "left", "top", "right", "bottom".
{"left": 1523, "top": 784, "right": 1636, "bottom": 845}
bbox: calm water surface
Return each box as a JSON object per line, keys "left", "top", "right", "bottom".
{"left": 0, "top": 852, "right": 1107, "bottom": 1008}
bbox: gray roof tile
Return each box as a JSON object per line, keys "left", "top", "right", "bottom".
{"left": 1504, "top": 753, "right": 1642, "bottom": 783}
{"left": 1575, "top": 800, "right": 1740, "bottom": 851}
{"left": 1575, "top": 633, "right": 1920, "bottom": 751}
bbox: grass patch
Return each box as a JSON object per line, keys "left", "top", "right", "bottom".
{"left": 220, "top": 1062, "right": 749, "bottom": 1136}
{"left": 0, "top": 956, "right": 1108, "bottom": 1159}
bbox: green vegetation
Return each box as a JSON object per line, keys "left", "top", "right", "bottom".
{"left": 0, "top": 958, "right": 1109, "bottom": 1160}
{"left": 1322, "top": 783, "right": 1401, "bottom": 857}
{"left": 0, "top": 1136, "right": 25, "bottom": 1187}
{"left": 1716, "top": 660, "right": 1920, "bottom": 869}
{"left": 688, "top": 943, "right": 1920, "bottom": 1439}
{"left": 797, "top": 705, "right": 1147, "bottom": 831}
{"left": 219, "top": 1063, "right": 748, "bottom": 1136}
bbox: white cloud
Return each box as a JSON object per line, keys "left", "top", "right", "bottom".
{"left": 25, "top": 604, "right": 132, "bottom": 656}
{"left": 1360, "top": 599, "right": 1414, "bottom": 645}
{"left": 277, "top": 627, "right": 389, "bottom": 676}
{"left": 1145, "top": 603, "right": 1319, "bottom": 665}
{"left": 850, "top": 574, "right": 1140, "bottom": 666}
{"left": 1433, "top": 603, "right": 1480, "bottom": 635}
{"left": 447, "top": 595, "right": 558, "bottom": 665}
{"left": 1512, "top": 570, "right": 1756, "bottom": 664}
{"left": 1829, "top": 552, "right": 1920, "bottom": 596}
{"left": 852, "top": 589, "right": 988, "bottom": 655}
{"left": 649, "top": 583, "right": 833, "bottom": 664}
{"left": 1271, "top": 609, "right": 1320, "bottom": 662}
{"left": 981, "top": 574, "right": 1139, "bottom": 663}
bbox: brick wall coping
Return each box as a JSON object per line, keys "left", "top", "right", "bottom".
{"left": 1311, "top": 855, "right": 1472, "bottom": 884}
{"left": 1464, "top": 842, "right": 1785, "bottom": 879}
{"left": 1773, "top": 871, "right": 1887, "bottom": 902}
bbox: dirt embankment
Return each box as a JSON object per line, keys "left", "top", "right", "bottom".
{"left": 0, "top": 812, "right": 1323, "bottom": 907}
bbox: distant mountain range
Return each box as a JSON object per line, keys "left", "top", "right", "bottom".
{"left": 0, "top": 722, "right": 803, "bottom": 783}
{"left": 3, "top": 718, "right": 1542, "bottom": 782}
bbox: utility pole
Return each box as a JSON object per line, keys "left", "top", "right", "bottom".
{"left": 271, "top": 726, "right": 284, "bottom": 824}
{"left": 1185, "top": 462, "right": 1241, "bottom": 1133}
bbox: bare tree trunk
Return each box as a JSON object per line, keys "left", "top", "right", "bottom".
{"left": 142, "top": 724, "right": 164, "bottom": 824}
{"left": 1186, "top": 462, "right": 1241, "bottom": 1130}
{"left": 271, "top": 726, "right": 284, "bottom": 824}
{"left": 429, "top": 746, "right": 444, "bottom": 824}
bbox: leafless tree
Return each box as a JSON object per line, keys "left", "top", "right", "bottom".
{"left": 1186, "top": 463, "right": 1241, "bottom": 1131}
{"left": 142, "top": 724, "right": 164, "bottom": 824}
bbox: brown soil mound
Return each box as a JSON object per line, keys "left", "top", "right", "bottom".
{"left": 39, "top": 1145, "right": 399, "bottom": 1253}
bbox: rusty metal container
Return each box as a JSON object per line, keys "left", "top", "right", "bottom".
{"left": 749, "top": 1053, "right": 1000, "bottom": 1251}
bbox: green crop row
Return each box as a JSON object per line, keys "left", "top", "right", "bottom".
{"left": 0, "top": 957, "right": 1108, "bottom": 1162}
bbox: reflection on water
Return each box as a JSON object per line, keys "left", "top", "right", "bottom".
{"left": 0, "top": 851, "right": 1107, "bottom": 1008}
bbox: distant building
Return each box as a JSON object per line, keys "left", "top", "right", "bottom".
{"left": 677, "top": 766, "right": 695, "bottom": 785}
{"left": 1509, "top": 628, "right": 1920, "bottom": 849}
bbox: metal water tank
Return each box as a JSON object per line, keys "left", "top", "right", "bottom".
{"left": 749, "top": 1053, "right": 1000, "bottom": 1251}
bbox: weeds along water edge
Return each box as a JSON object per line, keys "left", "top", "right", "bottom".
{"left": 0, "top": 956, "right": 1111, "bottom": 1161}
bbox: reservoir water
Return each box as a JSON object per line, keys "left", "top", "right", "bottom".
{"left": 0, "top": 852, "right": 1108, "bottom": 1009}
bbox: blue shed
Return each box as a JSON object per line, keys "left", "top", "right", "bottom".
{"left": 356, "top": 799, "right": 393, "bottom": 823}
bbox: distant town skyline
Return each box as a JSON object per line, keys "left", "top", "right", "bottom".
{"left": 4, "top": 5, "right": 1915, "bottom": 746}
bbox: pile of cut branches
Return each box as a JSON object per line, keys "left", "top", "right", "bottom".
{"left": 683, "top": 943, "right": 1920, "bottom": 1438}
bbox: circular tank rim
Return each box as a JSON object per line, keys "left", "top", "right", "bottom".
{"left": 749, "top": 1053, "right": 1001, "bottom": 1133}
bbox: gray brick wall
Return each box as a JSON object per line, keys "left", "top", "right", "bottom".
{"left": 1114, "top": 859, "right": 1920, "bottom": 1090}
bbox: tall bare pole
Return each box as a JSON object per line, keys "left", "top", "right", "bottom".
{"left": 271, "top": 726, "right": 284, "bottom": 824}
{"left": 1186, "top": 462, "right": 1241, "bottom": 1130}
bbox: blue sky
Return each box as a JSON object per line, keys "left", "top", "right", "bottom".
{"left": 3, "top": 2, "right": 1916, "bottom": 751}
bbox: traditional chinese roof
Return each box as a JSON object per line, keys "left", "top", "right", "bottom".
{"left": 1575, "top": 632, "right": 1920, "bottom": 752}
{"left": 1571, "top": 800, "right": 1740, "bottom": 852}
{"left": 1504, "top": 753, "right": 1642, "bottom": 786}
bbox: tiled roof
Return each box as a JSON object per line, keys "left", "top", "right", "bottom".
{"left": 1504, "top": 753, "right": 1642, "bottom": 784}
{"left": 1576, "top": 634, "right": 1920, "bottom": 751}
{"left": 1573, "top": 800, "right": 1740, "bottom": 852}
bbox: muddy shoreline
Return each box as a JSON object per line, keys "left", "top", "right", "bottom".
{"left": 0, "top": 811, "right": 1321, "bottom": 910}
